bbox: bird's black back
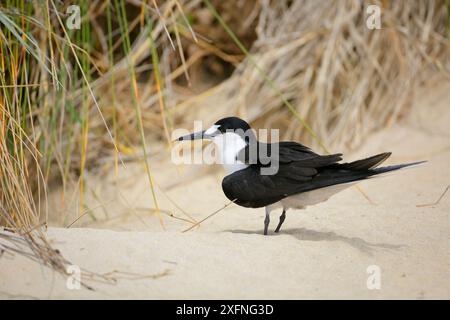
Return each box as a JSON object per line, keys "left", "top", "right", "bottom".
{"left": 222, "top": 141, "right": 391, "bottom": 208}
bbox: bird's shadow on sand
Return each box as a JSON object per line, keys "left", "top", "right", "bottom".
{"left": 225, "top": 228, "right": 405, "bottom": 256}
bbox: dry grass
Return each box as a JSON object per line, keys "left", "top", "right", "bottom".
{"left": 175, "top": 0, "right": 450, "bottom": 152}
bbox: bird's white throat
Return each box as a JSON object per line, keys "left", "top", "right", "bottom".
{"left": 211, "top": 132, "right": 249, "bottom": 175}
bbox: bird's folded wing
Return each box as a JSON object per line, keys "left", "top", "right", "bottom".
{"left": 223, "top": 145, "right": 344, "bottom": 207}
{"left": 221, "top": 165, "right": 312, "bottom": 207}
{"left": 236, "top": 141, "right": 342, "bottom": 166}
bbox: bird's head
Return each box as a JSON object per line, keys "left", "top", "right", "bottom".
{"left": 176, "top": 117, "right": 254, "bottom": 144}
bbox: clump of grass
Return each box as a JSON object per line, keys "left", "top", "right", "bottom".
{"left": 0, "top": 0, "right": 197, "bottom": 278}
{"left": 176, "top": 0, "right": 450, "bottom": 152}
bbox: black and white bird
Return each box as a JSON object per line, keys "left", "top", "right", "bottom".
{"left": 177, "top": 117, "right": 425, "bottom": 235}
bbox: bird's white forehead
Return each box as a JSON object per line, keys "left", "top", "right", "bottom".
{"left": 205, "top": 124, "right": 220, "bottom": 135}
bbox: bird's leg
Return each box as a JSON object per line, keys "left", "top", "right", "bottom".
{"left": 274, "top": 209, "right": 286, "bottom": 233}
{"left": 264, "top": 207, "right": 271, "bottom": 236}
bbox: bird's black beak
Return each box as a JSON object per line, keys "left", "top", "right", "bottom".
{"left": 176, "top": 130, "right": 207, "bottom": 141}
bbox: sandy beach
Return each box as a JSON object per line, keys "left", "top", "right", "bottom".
{"left": 1, "top": 82, "right": 449, "bottom": 299}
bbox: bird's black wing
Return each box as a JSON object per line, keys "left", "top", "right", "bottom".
{"left": 237, "top": 141, "right": 337, "bottom": 164}
{"left": 224, "top": 142, "right": 343, "bottom": 208}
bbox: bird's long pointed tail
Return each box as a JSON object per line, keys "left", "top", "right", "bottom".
{"left": 338, "top": 152, "right": 427, "bottom": 176}
{"left": 339, "top": 152, "right": 392, "bottom": 170}
{"left": 371, "top": 160, "right": 427, "bottom": 175}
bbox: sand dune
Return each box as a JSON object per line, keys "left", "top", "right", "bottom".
{"left": 1, "top": 82, "right": 449, "bottom": 299}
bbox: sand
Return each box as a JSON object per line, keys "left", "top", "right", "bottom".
{"left": 1, "top": 82, "right": 449, "bottom": 299}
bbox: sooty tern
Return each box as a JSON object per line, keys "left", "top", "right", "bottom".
{"left": 177, "top": 117, "right": 425, "bottom": 235}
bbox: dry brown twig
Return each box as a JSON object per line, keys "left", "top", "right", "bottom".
{"left": 416, "top": 184, "right": 450, "bottom": 208}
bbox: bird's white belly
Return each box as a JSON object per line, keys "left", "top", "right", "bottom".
{"left": 269, "top": 182, "right": 356, "bottom": 211}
